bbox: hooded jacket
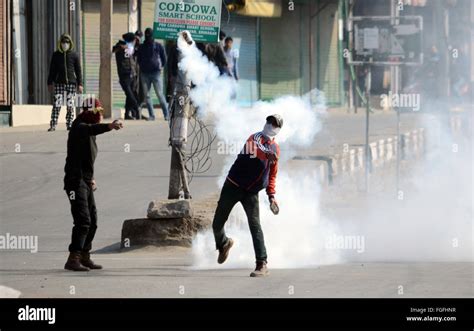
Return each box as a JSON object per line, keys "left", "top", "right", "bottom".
{"left": 47, "top": 34, "right": 82, "bottom": 86}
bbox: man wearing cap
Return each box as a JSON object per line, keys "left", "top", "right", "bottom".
{"left": 113, "top": 32, "right": 140, "bottom": 119}
{"left": 212, "top": 114, "right": 283, "bottom": 277}
{"left": 63, "top": 98, "right": 123, "bottom": 271}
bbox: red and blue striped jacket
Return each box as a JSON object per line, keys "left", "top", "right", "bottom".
{"left": 227, "top": 132, "right": 280, "bottom": 196}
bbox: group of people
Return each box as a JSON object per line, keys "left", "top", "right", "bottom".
{"left": 113, "top": 28, "right": 169, "bottom": 121}
{"left": 46, "top": 29, "right": 169, "bottom": 131}
{"left": 48, "top": 29, "right": 276, "bottom": 278}
{"left": 46, "top": 30, "right": 240, "bottom": 130}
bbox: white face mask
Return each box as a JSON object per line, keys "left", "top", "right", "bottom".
{"left": 125, "top": 42, "right": 135, "bottom": 56}
{"left": 262, "top": 123, "right": 280, "bottom": 139}
{"left": 61, "top": 43, "right": 70, "bottom": 51}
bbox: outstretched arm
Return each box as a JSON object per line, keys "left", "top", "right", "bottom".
{"left": 78, "top": 120, "right": 123, "bottom": 136}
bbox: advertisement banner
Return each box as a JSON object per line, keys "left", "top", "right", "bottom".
{"left": 153, "top": 0, "right": 222, "bottom": 42}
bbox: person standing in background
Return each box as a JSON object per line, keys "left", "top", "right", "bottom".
{"left": 113, "top": 33, "right": 140, "bottom": 120}
{"left": 224, "top": 37, "right": 239, "bottom": 81}
{"left": 136, "top": 28, "right": 169, "bottom": 121}
{"left": 47, "top": 33, "right": 83, "bottom": 132}
{"left": 134, "top": 30, "right": 147, "bottom": 118}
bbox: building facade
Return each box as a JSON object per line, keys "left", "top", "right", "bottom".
{"left": 1, "top": 0, "right": 471, "bottom": 126}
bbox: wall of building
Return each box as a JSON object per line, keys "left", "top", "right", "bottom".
{"left": 0, "top": 0, "right": 11, "bottom": 106}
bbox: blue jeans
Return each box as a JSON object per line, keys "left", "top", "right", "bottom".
{"left": 141, "top": 71, "right": 169, "bottom": 120}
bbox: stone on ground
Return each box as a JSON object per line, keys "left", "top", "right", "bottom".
{"left": 147, "top": 199, "right": 193, "bottom": 219}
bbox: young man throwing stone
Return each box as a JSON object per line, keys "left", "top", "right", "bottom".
{"left": 212, "top": 114, "right": 283, "bottom": 277}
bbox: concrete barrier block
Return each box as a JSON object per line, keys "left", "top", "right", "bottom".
{"left": 12, "top": 105, "right": 68, "bottom": 127}
{"left": 147, "top": 200, "right": 194, "bottom": 219}
{"left": 357, "top": 147, "right": 364, "bottom": 170}
{"left": 370, "top": 142, "right": 378, "bottom": 167}
{"left": 331, "top": 154, "right": 340, "bottom": 177}
{"left": 386, "top": 138, "right": 393, "bottom": 161}
{"left": 349, "top": 149, "right": 356, "bottom": 174}
{"left": 121, "top": 216, "right": 209, "bottom": 248}
{"left": 378, "top": 139, "right": 385, "bottom": 166}
{"left": 317, "top": 163, "right": 329, "bottom": 186}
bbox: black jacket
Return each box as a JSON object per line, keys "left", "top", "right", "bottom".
{"left": 136, "top": 41, "right": 166, "bottom": 74}
{"left": 64, "top": 118, "right": 111, "bottom": 189}
{"left": 113, "top": 40, "right": 138, "bottom": 79}
{"left": 47, "top": 34, "right": 82, "bottom": 86}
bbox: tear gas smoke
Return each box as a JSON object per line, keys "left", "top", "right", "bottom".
{"left": 177, "top": 33, "right": 472, "bottom": 269}
{"left": 177, "top": 34, "right": 343, "bottom": 268}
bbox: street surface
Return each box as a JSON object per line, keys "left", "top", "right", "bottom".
{"left": 1, "top": 111, "right": 471, "bottom": 297}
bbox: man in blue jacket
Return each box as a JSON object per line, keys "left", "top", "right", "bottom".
{"left": 136, "top": 28, "right": 169, "bottom": 121}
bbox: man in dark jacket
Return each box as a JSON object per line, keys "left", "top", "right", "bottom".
{"left": 113, "top": 32, "right": 140, "bottom": 120}
{"left": 47, "top": 33, "right": 83, "bottom": 131}
{"left": 212, "top": 114, "right": 283, "bottom": 277}
{"left": 63, "top": 98, "right": 123, "bottom": 271}
{"left": 136, "top": 28, "right": 169, "bottom": 121}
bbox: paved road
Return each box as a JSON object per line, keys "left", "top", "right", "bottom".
{"left": 1, "top": 111, "right": 471, "bottom": 298}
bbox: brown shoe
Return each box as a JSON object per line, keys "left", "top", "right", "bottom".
{"left": 217, "top": 238, "right": 234, "bottom": 264}
{"left": 250, "top": 261, "right": 269, "bottom": 277}
{"left": 80, "top": 252, "right": 103, "bottom": 270}
{"left": 64, "top": 252, "right": 90, "bottom": 272}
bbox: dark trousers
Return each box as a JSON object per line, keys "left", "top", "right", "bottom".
{"left": 212, "top": 180, "right": 267, "bottom": 262}
{"left": 65, "top": 180, "right": 97, "bottom": 253}
{"left": 119, "top": 76, "right": 139, "bottom": 119}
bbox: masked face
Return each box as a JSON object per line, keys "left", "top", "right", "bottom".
{"left": 125, "top": 42, "right": 135, "bottom": 56}
{"left": 61, "top": 42, "right": 70, "bottom": 51}
{"left": 263, "top": 122, "right": 281, "bottom": 139}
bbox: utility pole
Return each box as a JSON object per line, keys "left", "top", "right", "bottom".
{"left": 391, "top": 0, "right": 401, "bottom": 195}
{"left": 99, "top": 0, "right": 112, "bottom": 118}
{"left": 168, "top": 32, "right": 193, "bottom": 200}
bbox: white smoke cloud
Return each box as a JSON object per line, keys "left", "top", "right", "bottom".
{"left": 177, "top": 34, "right": 336, "bottom": 268}
{"left": 178, "top": 32, "right": 472, "bottom": 269}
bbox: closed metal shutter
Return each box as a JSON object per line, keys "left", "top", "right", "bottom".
{"left": 260, "top": 4, "right": 307, "bottom": 100}
{"left": 83, "top": 0, "right": 129, "bottom": 109}
{"left": 315, "top": 1, "right": 342, "bottom": 106}
{"left": 260, "top": 1, "right": 342, "bottom": 105}
{"left": 221, "top": 11, "right": 258, "bottom": 106}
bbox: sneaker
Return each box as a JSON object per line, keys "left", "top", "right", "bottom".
{"left": 217, "top": 238, "right": 234, "bottom": 264}
{"left": 250, "top": 261, "right": 269, "bottom": 277}
{"left": 47, "top": 127, "right": 55, "bottom": 132}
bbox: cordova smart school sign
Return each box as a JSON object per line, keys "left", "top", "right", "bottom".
{"left": 154, "top": 0, "right": 222, "bottom": 42}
